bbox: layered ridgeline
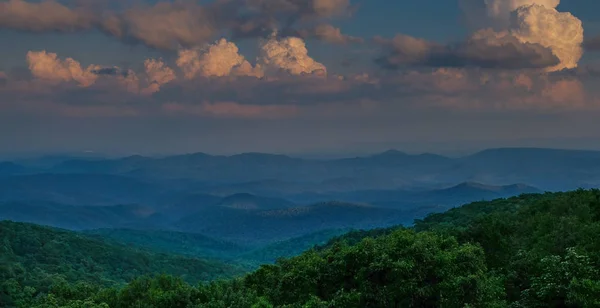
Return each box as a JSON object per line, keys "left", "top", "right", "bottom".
{"left": 3, "top": 189, "right": 600, "bottom": 307}
{"left": 6, "top": 148, "right": 600, "bottom": 194}
{"left": 0, "top": 180, "right": 539, "bottom": 245}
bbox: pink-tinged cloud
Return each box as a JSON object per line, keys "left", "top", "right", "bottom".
{"left": 23, "top": 51, "right": 180, "bottom": 95}
{"left": 117, "top": 69, "right": 141, "bottom": 94}
{"left": 510, "top": 4, "right": 583, "bottom": 71}
{"left": 300, "top": 24, "right": 363, "bottom": 45}
{"left": 101, "top": 2, "right": 215, "bottom": 50}
{"left": 312, "top": 0, "right": 350, "bottom": 17}
{"left": 176, "top": 39, "right": 263, "bottom": 79}
{"left": 396, "top": 68, "right": 477, "bottom": 94}
{"left": 259, "top": 35, "right": 327, "bottom": 76}
{"left": 163, "top": 102, "right": 298, "bottom": 119}
{"left": 141, "top": 59, "right": 176, "bottom": 95}
{"left": 26, "top": 50, "right": 99, "bottom": 87}
{"left": 0, "top": 0, "right": 94, "bottom": 32}
{"left": 514, "top": 73, "right": 534, "bottom": 90}
{"left": 541, "top": 79, "right": 586, "bottom": 107}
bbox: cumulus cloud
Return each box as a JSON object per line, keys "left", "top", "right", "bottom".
{"left": 26, "top": 50, "right": 99, "bottom": 87}
{"left": 259, "top": 35, "right": 327, "bottom": 75}
{"left": 380, "top": 0, "right": 582, "bottom": 71}
{"left": 117, "top": 69, "right": 141, "bottom": 94}
{"left": 0, "top": 0, "right": 94, "bottom": 32}
{"left": 24, "top": 51, "right": 177, "bottom": 94}
{"left": 459, "top": 0, "right": 583, "bottom": 71}
{"left": 141, "top": 59, "right": 176, "bottom": 95}
{"left": 509, "top": 4, "right": 583, "bottom": 71}
{"left": 485, "top": 0, "right": 560, "bottom": 27}
{"left": 299, "top": 24, "right": 363, "bottom": 44}
{"left": 176, "top": 38, "right": 263, "bottom": 79}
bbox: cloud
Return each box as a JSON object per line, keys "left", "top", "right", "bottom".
{"left": 375, "top": 30, "right": 559, "bottom": 70}
{"left": 373, "top": 34, "right": 439, "bottom": 67}
{"left": 259, "top": 35, "right": 327, "bottom": 75}
{"left": 176, "top": 38, "right": 263, "bottom": 79}
{"left": 246, "top": 0, "right": 350, "bottom": 19}
{"left": 458, "top": 0, "right": 583, "bottom": 71}
{"left": 540, "top": 79, "right": 586, "bottom": 106}
{"left": 312, "top": 0, "right": 351, "bottom": 17}
{"left": 90, "top": 67, "right": 121, "bottom": 76}
{"left": 100, "top": 2, "right": 216, "bottom": 50}
{"left": 1, "top": 1, "right": 217, "bottom": 50}
{"left": 395, "top": 68, "right": 596, "bottom": 110}
{"left": 299, "top": 24, "right": 363, "bottom": 44}
{"left": 163, "top": 101, "right": 298, "bottom": 119}
{"left": 486, "top": 0, "right": 560, "bottom": 27}
{"left": 379, "top": 1, "right": 582, "bottom": 71}
{"left": 24, "top": 51, "right": 177, "bottom": 94}
{"left": 1, "top": 0, "right": 354, "bottom": 51}
{"left": 509, "top": 4, "right": 583, "bottom": 71}
{"left": 0, "top": 0, "right": 94, "bottom": 32}
{"left": 459, "top": 0, "right": 559, "bottom": 29}
{"left": 26, "top": 50, "right": 99, "bottom": 87}
{"left": 117, "top": 69, "right": 141, "bottom": 94}
{"left": 141, "top": 59, "right": 176, "bottom": 95}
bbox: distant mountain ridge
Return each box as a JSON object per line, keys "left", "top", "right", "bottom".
{"left": 24, "top": 147, "right": 597, "bottom": 191}
{"left": 0, "top": 147, "right": 596, "bottom": 247}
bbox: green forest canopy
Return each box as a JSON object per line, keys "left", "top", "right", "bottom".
{"left": 2, "top": 189, "right": 600, "bottom": 307}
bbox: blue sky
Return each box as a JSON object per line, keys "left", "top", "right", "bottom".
{"left": 1, "top": 0, "right": 600, "bottom": 156}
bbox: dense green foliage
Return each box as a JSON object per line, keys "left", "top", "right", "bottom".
{"left": 239, "top": 229, "right": 348, "bottom": 263}
{"left": 83, "top": 228, "right": 248, "bottom": 260}
{"left": 83, "top": 228, "right": 348, "bottom": 267}
{"left": 413, "top": 189, "right": 600, "bottom": 306}
{"left": 4, "top": 189, "right": 600, "bottom": 307}
{"left": 0, "top": 221, "right": 244, "bottom": 307}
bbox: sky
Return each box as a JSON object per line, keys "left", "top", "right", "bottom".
{"left": 1, "top": 0, "right": 600, "bottom": 157}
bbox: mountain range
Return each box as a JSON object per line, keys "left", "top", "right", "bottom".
{"left": 5, "top": 147, "right": 599, "bottom": 192}
{"left": 0, "top": 147, "right": 595, "bottom": 248}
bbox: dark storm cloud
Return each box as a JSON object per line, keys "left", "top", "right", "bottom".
{"left": 375, "top": 31, "right": 560, "bottom": 70}
{"left": 1, "top": 0, "right": 353, "bottom": 51}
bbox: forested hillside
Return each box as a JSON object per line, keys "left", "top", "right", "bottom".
{"left": 0, "top": 221, "right": 245, "bottom": 307}
{"left": 3, "top": 190, "right": 600, "bottom": 307}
